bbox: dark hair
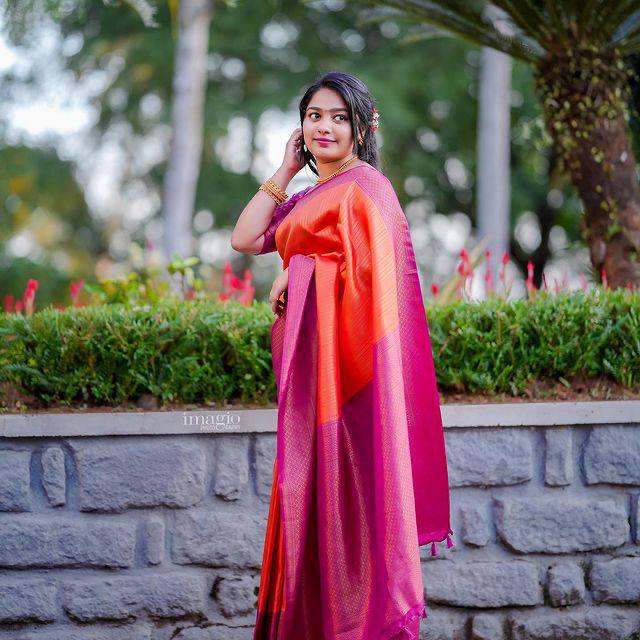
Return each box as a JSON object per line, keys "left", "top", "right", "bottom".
{"left": 298, "top": 71, "right": 381, "bottom": 177}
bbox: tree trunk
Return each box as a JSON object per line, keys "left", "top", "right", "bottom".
{"left": 476, "top": 42, "right": 512, "bottom": 293}
{"left": 536, "top": 49, "right": 640, "bottom": 289}
{"left": 161, "top": 0, "right": 213, "bottom": 263}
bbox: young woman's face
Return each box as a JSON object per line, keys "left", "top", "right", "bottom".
{"left": 303, "top": 87, "right": 359, "bottom": 163}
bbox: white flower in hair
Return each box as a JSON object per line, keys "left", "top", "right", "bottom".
{"left": 371, "top": 107, "right": 380, "bottom": 132}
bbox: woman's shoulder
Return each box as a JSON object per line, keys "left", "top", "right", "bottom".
{"left": 349, "top": 163, "right": 395, "bottom": 197}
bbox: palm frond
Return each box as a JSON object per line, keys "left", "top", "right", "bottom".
{"left": 103, "top": 0, "right": 160, "bottom": 27}
{"left": 346, "top": 0, "right": 541, "bottom": 61}
{"left": 398, "top": 26, "right": 457, "bottom": 45}
{"left": 606, "top": 5, "right": 640, "bottom": 42}
{"left": 618, "top": 34, "right": 640, "bottom": 55}
{"left": 591, "top": 0, "right": 636, "bottom": 40}
{"left": 610, "top": 11, "right": 640, "bottom": 47}
{"left": 490, "top": 0, "right": 552, "bottom": 44}
{"left": 577, "top": 0, "right": 608, "bottom": 35}
{"left": 353, "top": 6, "right": 453, "bottom": 39}
{"left": 353, "top": 5, "right": 419, "bottom": 29}
{"left": 543, "top": 0, "right": 569, "bottom": 44}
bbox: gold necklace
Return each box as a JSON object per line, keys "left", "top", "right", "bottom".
{"left": 315, "top": 155, "right": 360, "bottom": 184}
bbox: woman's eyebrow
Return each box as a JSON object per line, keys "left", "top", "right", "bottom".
{"left": 307, "top": 106, "right": 348, "bottom": 112}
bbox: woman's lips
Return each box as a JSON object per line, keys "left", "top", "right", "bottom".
{"left": 315, "top": 139, "right": 335, "bottom": 146}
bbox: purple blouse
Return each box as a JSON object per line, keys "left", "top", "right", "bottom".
{"left": 255, "top": 185, "right": 316, "bottom": 255}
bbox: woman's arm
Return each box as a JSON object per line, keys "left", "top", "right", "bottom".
{"left": 231, "top": 165, "right": 298, "bottom": 255}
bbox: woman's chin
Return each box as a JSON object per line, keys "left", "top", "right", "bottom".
{"left": 312, "top": 149, "right": 346, "bottom": 161}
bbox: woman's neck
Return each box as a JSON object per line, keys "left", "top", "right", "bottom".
{"left": 316, "top": 155, "right": 364, "bottom": 181}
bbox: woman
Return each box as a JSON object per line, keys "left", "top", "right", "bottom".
{"left": 232, "top": 71, "right": 453, "bottom": 640}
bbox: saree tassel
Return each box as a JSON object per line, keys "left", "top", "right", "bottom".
{"left": 446, "top": 533, "right": 454, "bottom": 548}
{"left": 431, "top": 541, "right": 438, "bottom": 556}
{"left": 401, "top": 627, "right": 418, "bottom": 640}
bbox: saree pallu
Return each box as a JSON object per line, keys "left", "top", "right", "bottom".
{"left": 253, "top": 164, "right": 453, "bottom": 640}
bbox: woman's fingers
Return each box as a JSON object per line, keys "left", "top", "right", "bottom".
{"left": 271, "top": 290, "right": 287, "bottom": 316}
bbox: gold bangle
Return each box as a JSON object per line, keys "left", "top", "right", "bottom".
{"left": 259, "top": 184, "right": 284, "bottom": 205}
{"left": 265, "top": 178, "right": 288, "bottom": 201}
{"left": 260, "top": 180, "right": 287, "bottom": 205}
{"left": 263, "top": 181, "right": 286, "bottom": 203}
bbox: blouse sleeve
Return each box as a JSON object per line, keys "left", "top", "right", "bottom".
{"left": 255, "top": 185, "right": 314, "bottom": 255}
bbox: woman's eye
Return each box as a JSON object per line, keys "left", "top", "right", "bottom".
{"left": 310, "top": 113, "right": 347, "bottom": 121}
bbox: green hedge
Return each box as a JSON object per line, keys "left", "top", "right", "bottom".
{"left": 428, "top": 289, "right": 639, "bottom": 394}
{"left": 0, "top": 299, "right": 276, "bottom": 407}
{"left": 0, "top": 289, "right": 638, "bottom": 408}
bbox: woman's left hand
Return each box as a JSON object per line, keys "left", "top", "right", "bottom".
{"left": 269, "top": 267, "right": 289, "bottom": 317}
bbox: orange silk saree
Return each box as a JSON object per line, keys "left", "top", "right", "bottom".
{"left": 253, "top": 164, "right": 453, "bottom": 640}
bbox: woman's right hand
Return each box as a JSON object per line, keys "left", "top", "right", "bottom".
{"left": 269, "top": 267, "right": 289, "bottom": 317}
{"left": 281, "top": 127, "right": 306, "bottom": 175}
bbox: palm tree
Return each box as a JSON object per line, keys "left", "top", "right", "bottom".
{"left": 341, "top": 0, "right": 640, "bottom": 288}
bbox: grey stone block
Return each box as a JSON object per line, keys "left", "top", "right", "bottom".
{"left": 213, "top": 436, "right": 249, "bottom": 501}
{"left": 447, "top": 429, "right": 533, "bottom": 487}
{"left": 254, "top": 435, "right": 276, "bottom": 501}
{"left": 423, "top": 560, "right": 542, "bottom": 608}
{"left": 635, "top": 493, "right": 640, "bottom": 544}
{"left": 494, "top": 497, "right": 629, "bottom": 553}
{"left": 0, "top": 516, "right": 135, "bottom": 568}
{"left": 215, "top": 574, "right": 258, "bottom": 617}
{"left": 584, "top": 426, "right": 640, "bottom": 485}
{"left": 172, "top": 509, "right": 265, "bottom": 569}
{"left": 591, "top": 557, "right": 640, "bottom": 604}
{"left": 471, "top": 613, "right": 504, "bottom": 640}
{"left": 0, "top": 579, "right": 57, "bottom": 623}
{"left": 510, "top": 607, "right": 639, "bottom": 639}
{"left": 143, "top": 517, "right": 165, "bottom": 565}
{"left": 546, "top": 562, "right": 585, "bottom": 607}
{"left": 70, "top": 440, "right": 206, "bottom": 512}
{"left": 0, "top": 449, "right": 31, "bottom": 511}
{"left": 421, "top": 608, "right": 468, "bottom": 640}
{"left": 174, "top": 626, "right": 252, "bottom": 640}
{"left": 61, "top": 572, "right": 205, "bottom": 622}
{"left": 0, "top": 627, "right": 153, "bottom": 640}
{"left": 458, "top": 503, "right": 491, "bottom": 547}
{"left": 41, "top": 447, "right": 66, "bottom": 507}
{"left": 544, "top": 428, "right": 573, "bottom": 486}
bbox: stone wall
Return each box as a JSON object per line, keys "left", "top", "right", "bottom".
{"left": 0, "top": 401, "right": 639, "bottom": 640}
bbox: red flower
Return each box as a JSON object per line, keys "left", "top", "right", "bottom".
{"left": 484, "top": 249, "right": 494, "bottom": 296}
{"left": 431, "top": 282, "right": 439, "bottom": 296}
{"left": 456, "top": 247, "right": 474, "bottom": 299}
{"left": 3, "top": 294, "right": 14, "bottom": 313}
{"left": 21, "top": 279, "right": 39, "bottom": 316}
{"left": 220, "top": 261, "right": 254, "bottom": 305}
{"left": 579, "top": 272, "right": 588, "bottom": 290}
{"left": 499, "top": 252, "right": 510, "bottom": 293}
{"left": 525, "top": 260, "right": 537, "bottom": 295}
{"left": 70, "top": 279, "right": 85, "bottom": 307}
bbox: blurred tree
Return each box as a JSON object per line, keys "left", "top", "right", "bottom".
{"left": 0, "top": 145, "right": 107, "bottom": 307}
{"left": 345, "top": 0, "right": 640, "bottom": 289}
{"left": 628, "top": 52, "right": 640, "bottom": 159}
{"left": 476, "top": 6, "right": 512, "bottom": 286}
{"left": 161, "top": 0, "right": 213, "bottom": 262}
{"left": 1, "top": 0, "right": 581, "bottom": 299}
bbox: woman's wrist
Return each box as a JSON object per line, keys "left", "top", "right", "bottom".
{"left": 270, "top": 165, "right": 298, "bottom": 192}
